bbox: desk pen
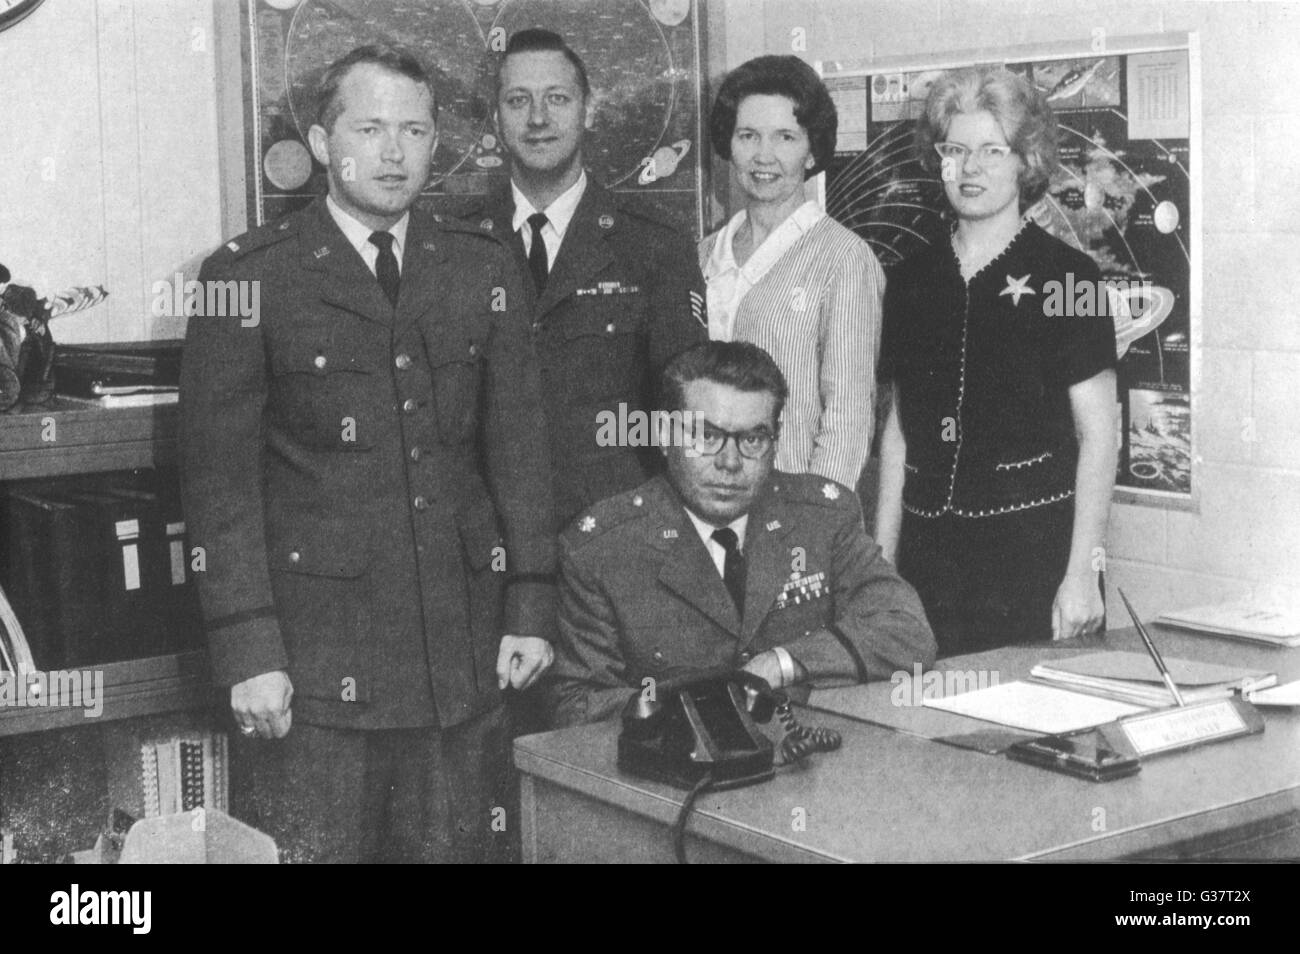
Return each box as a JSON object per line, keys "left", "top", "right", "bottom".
{"left": 1117, "top": 587, "right": 1187, "bottom": 707}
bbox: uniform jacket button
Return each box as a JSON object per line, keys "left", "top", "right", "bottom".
{"left": 402, "top": 398, "right": 417, "bottom": 414}
{"left": 652, "top": 650, "right": 664, "bottom": 662}
{"left": 288, "top": 550, "right": 301, "bottom": 564}
{"left": 739, "top": 650, "right": 753, "bottom": 662}
{"left": 468, "top": 343, "right": 479, "bottom": 357}
{"left": 408, "top": 446, "right": 422, "bottom": 462}
{"left": 395, "top": 353, "right": 413, "bottom": 371}
{"left": 313, "top": 355, "right": 327, "bottom": 370}
{"left": 413, "top": 495, "right": 430, "bottom": 511}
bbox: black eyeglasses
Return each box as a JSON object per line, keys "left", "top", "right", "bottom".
{"left": 689, "top": 421, "right": 776, "bottom": 460}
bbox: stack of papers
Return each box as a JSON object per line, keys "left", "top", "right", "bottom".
{"left": 1156, "top": 600, "right": 1300, "bottom": 648}
{"left": 1030, "top": 651, "right": 1277, "bottom": 708}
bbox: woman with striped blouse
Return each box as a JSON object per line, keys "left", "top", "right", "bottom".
{"left": 699, "top": 55, "right": 884, "bottom": 490}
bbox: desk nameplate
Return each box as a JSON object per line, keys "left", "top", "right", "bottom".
{"left": 1118, "top": 698, "right": 1264, "bottom": 757}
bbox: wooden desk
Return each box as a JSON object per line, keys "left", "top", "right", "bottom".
{"left": 514, "top": 627, "right": 1300, "bottom": 862}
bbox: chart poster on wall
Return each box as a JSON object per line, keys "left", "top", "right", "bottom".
{"left": 822, "top": 42, "right": 1195, "bottom": 506}
{"left": 239, "top": 0, "right": 706, "bottom": 236}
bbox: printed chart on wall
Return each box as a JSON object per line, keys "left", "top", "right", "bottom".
{"left": 240, "top": 0, "right": 706, "bottom": 236}
{"left": 822, "top": 42, "right": 1195, "bottom": 505}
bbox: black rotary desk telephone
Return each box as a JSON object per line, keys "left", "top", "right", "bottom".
{"left": 617, "top": 666, "right": 842, "bottom": 862}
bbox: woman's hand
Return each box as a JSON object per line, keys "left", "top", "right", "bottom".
{"left": 1052, "top": 571, "right": 1105, "bottom": 640}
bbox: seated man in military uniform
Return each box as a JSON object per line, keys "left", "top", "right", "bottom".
{"left": 549, "top": 341, "right": 936, "bottom": 726}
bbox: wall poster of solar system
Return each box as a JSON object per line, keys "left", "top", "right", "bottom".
{"left": 821, "top": 37, "right": 1197, "bottom": 507}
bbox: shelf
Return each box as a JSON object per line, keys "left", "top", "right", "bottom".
{"left": 0, "top": 398, "right": 178, "bottom": 479}
{"left": 0, "top": 651, "right": 216, "bottom": 737}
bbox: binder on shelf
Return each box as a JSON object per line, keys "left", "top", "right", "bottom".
{"left": 0, "top": 471, "right": 202, "bottom": 669}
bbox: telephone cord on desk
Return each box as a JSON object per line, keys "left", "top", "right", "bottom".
{"left": 775, "top": 700, "right": 842, "bottom": 764}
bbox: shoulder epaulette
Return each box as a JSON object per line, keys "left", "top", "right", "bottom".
{"left": 214, "top": 215, "right": 298, "bottom": 261}
{"left": 563, "top": 489, "right": 653, "bottom": 549}
{"left": 613, "top": 201, "right": 681, "bottom": 235}
{"left": 770, "top": 472, "right": 857, "bottom": 510}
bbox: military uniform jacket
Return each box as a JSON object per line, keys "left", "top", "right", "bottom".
{"left": 548, "top": 472, "right": 936, "bottom": 726}
{"left": 463, "top": 180, "right": 707, "bottom": 527}
{"left": 180, "top": 198, "right": 557, "bottom": 731}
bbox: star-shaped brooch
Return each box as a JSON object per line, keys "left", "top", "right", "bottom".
{"left": 822, "top": 483, "right": 840, "bottom": 501}
{"left": 579, "top": 516, "right": 596, "bottom": 533}
{"left": 999, "top": 274, "right": 1036, "bottom": 307}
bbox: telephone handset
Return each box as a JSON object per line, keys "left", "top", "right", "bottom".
{"left": 618, "top": 665, "right": 842, "bottom": 789}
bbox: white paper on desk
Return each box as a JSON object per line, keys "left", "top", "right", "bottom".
{"left": 1246, "top": 680, "right": 1300, "bottom": 707}
{"left": 923, "top": 680, "right": 1146, "bottom": 734}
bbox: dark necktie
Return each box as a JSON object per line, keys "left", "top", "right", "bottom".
{"left": 369, "top": 231, "right": 400, "bottom": 308}
{"left": 526, "top": 212, "right": 549, "bottom": 293}
{"left": 711, "top": 527, "right": 746, "bottom": 617}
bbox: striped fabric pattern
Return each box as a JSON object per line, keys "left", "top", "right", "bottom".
{"left": 698, "top": 215, "right": 885, "bottom": 488}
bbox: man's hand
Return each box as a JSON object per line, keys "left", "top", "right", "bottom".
{"left": 497, "top": 635, "right": 554, "bottom": 691}
{"left": 232, "top": 670, "right": 293, "bottom": 739}
{"left": 741, "top": 650, "right": 785, "bottom": 690}
{"left": 1052, "top": 571, "right": 1105, "bottom": 640}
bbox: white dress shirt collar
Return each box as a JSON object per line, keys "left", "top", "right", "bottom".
{"left": 511, "top": 170, "right": 588, "bottom": 267}
{"left": 326, "top": 195, "right": 409, "bottom": 274}
{"left": 683, "top": 507, "right": 749, "bottom": 579}
{"left": 703, "top": 199, "right": 825, "bottom": 341}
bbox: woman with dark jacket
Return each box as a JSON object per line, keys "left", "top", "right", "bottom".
{"left": 875, "top": 66, "right": 1118, "bottom": 657}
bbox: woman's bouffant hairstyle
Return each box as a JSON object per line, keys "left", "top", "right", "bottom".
{"left": 915, "top": 66, "right": 1060, "bottom": 209}
{"left": 709, "top": 55, "right": 838, "bottom": 178}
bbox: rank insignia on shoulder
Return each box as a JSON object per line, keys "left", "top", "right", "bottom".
{"left": 579, "top": 516, "right": 596, "bottom": 533}
{"left": 598, "top": 214, "right": 615, "bottom": 229}
{"left": 226, "top": 240, "right": 240, "bottom": 252}
{"left": 822, "top": 482, "right": 840, "bottom": 501}
{"left": 689, "top": 289, "right": 705, "bottom": 327}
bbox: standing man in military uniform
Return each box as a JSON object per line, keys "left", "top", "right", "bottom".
{"left": 549, "top": 341, "right": 936, "bottom": 727}
{"left": 465, "top": 28, "right": 707, "bottom": 529}
{"left": 180, "top": 45, "right": 556, "bottom": 862}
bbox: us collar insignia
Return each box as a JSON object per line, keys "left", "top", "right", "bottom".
{"left": 479, "top": 218, "right": 494, "bottom": 231}
{"left": 422, "top": 241, "right": 437, "bottom": 252}
{"left": 766, "top": 520, "right": 781, "bottom": 532}
{"left": 662, "top": 529, "right": 678, "bottom": 539}
{"left": 1000, "top": 274, "right": 1036, "bottom": 306}
{"left": 598, "top": 214, "right": 615, "bottom": 230}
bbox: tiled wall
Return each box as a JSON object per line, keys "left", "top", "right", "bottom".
{"left": 713, "top": 0, "right": 1300, "bottom": 624}
{"left": 0, "top": 0, "right": 224, "bottom": 344}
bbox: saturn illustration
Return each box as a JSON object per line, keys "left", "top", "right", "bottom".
{"left": 636, "top": 140, "right": 693, "bottom": 184}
